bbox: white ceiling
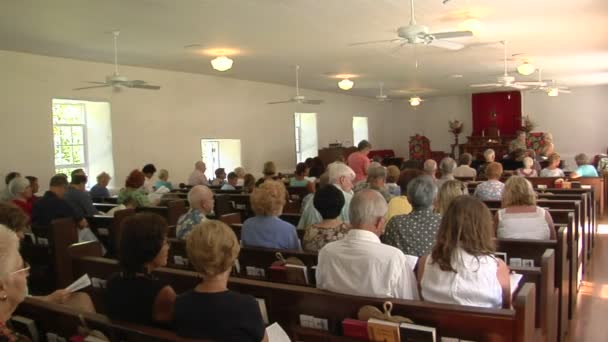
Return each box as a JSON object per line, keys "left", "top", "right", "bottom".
{"left": 1, "top": 0, "right": 608, "bottom": 98}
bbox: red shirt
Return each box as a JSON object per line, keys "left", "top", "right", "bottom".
{"left": 347, "top": 151, "right": 371, "bottom": 183}
{"left": 12, "top": 199, "right": 33, "bottom": 220}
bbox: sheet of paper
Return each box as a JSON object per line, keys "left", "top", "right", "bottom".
{"left": 66, "top": 273, "right": 91, "bottom": 293}
{"left": 266, "top": 322, "right": 291, "bottom": 342}
{"left": 510, "top": 273, "right": 523, "bottom": 295}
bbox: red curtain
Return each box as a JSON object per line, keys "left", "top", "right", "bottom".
{"left": 472, "top": 91, "right": 522, "bottom": 136}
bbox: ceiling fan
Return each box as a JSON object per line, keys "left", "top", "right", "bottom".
{"left": 74, "top": 31, "right": 161, "bottom": 91}
{"left": 529, "top": 69, "right": 571, "bottom": 96}
{"left": 349, "top": 0, "right": 473, "bottom": 51}
{"left": 470, "top": 41, "right": 544, "bottom": 90}
{"left": 267, "top": 65, "right": 323, "bottom": 105}
{"left": 375, "top": 83, "right": 391, "bottom": 102}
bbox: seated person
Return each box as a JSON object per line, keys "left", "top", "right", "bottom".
{"left": 309, "top": 157, "right": 325, "bottom": 179}
{"left": 32, "top": 175, "right": 88, "bottom": 229}
{"left": 539, "top": 132, "right": 555, "bottom": 158}
{"left": 242, "top": 173, "right": 256, "bottom": 193}
{"left": 154, "top": 169, "right": 173, "bottom": 190}
{"left": 316, "top": 189, "right": 418, "bottom": 299}
{"left": 477, "top": 149, "right": 495, "bottom": 177}
{"left": 0, "top": 202, "right": 29, "bottom": 240}
{"left": 417, "top": 196, "right": 511, "bottom": 308}
{"left": 8, "top": 177, "right": 33, "bottom": 219}
{"left": 25, "top": 175, "right": 40, "bottom": 203}
{"left": 255, "top": 161, "right": 278, "bottom": 187}
{"left": 290, "top": 162, "right": 311, "bottom": 187}
{"left": 496, "top": 176, "right": 555, "bottom": 240}
{"left": 474, "top": 162, "right": 505, "bottom": 201}
{"left": 64, "top": 175, "right": 100, "bottom": 218}
{"left": 502, "top": 149, "right": 526, "bottom": 171}
{"left": 453, "top": 153, "right": 477, "bottom": 178}
{"left": 142, "top": 163, "right": 157, "bottom": 194}
{"left": 106, "top": 213, "right": 175, "bottom": 325}
{"left": 436, "top": 157, "right": 456, "bottom": 189}
{"left": 221, "top": 172, "right": 239, "bottom": 190}
{"left": 382, "top": 176, "right": 441, "bottom": 257}
{"left": 570, "top": 153, "right": 599, "bottom": 178}
{"left": 423, "top": 159, "right": 437, "bottom": 180}
{"left": 211, "top": 168, "right": 227, "bottom": 186}
{"left": 354, "top": 164, "right": 392, "bottom": 202}
{"left": 176, "top": 185, "right": 214, "bottom": 240}
{"left": 90, "top": 172, "right": 112, "bottom": 199}
{"left": 174, "top": 220, "right": 267, "bottom": 341}
{"left": 386, "top": 169, "right": 423, "bottom": 221}
{"left": 242, "top": 180, "right": 300, "bottom": 249}
{"left": 117, "top": 170, "right": 151, "bottom": 207}
{"left": 1, "top": 172, "right": 20, "bottom": 201}
{"left": 187, "top": 161, "right": 208, "bottom": 186}
{"left": 234, "top": 167, "right": 246, "bottom": 186}
{"left": 302, "top": 185, "right": 349, "bottom": 252}
{"left": 516, "top": 157, "right": 538, "bottom": 177}
{"left": 436, "top": 180, "right": 467, "bottom": 215}
{"left": 385, "top": 165, "right": 401, "bottom": 197}
{"left": 540, "top": 153, "right": 565, "bottom": 177}
{"left": 106, "top": 195, "right": 138, "bottom": 217}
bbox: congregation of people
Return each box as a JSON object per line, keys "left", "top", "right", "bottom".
{"left": 0, "top": 133, "right": 604, "bottom": 341}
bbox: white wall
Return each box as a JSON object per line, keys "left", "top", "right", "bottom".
{"left": 0, "top": 50, "right": 393, "bottom": 190}
{"left": 522, "top": 86, "right": 608, "bottom": 170}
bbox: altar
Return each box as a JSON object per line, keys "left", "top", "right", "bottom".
{"left": 455, "top": 135, "right": 514, "bottom": 161}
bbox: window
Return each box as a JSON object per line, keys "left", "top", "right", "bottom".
{"left": 52, "top": 99, "right": 114, "bottom": 188}
{"left": 201, "top": 139, "right": 242, "bottom": 180}
{"left": 294, "top": 113, "right": 318, "bottom": 163}
{"left": 52, "top": 102, "right": 88, "bottom": 176}
{"left": 352, "top": 116, "right": 369, "bottom": 146}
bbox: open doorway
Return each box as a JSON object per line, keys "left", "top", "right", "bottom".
{"left": 200, "top": 139, "right": 242, "bottom": 180}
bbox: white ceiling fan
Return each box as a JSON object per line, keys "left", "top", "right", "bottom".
{"left": 470, "top": 41, "right": 544, "bottom": 90}
{"left": 267, "top": 65, "right": 323, "bottom": 105}
{"left": 349, "top": 0, "right": 473, "bottom": 51}
{"left": 74, "top": 31, "right": 161, "bottom": 91}
{"left": 529, "top": 69, "right": 571, "bottom": 96}
{"left": 375, "top": 82, "right": 391, "bottom": 102}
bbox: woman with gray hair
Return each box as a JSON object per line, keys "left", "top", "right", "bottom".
{"left": 382, "top": 175, "right": 442, "bottom": 257}
{"left": 436, "top": 157, "right": 457, "bottom": 189}
{"left": 0, "top": 225, "right": 29, "bottom": 339}
{"left": 8, "top": 177, "right": 33, "bottom": 219}
{"left": 570, "top": 153, "right": 598, "bottom": 178}
{"left": 354, "top": 164, "right": 393, "bottom": 202}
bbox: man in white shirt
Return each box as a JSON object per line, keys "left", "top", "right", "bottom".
{"left": 453, "top": 153, "right": 477, "bottom": 178}
{"left": 297, "top": 162, "right": 354, "bottom": 229}
{"left": 187, "top": 161, "right": 209, "bottom": 186}
{"left": 316, "top": 189, "right": 419, "bottom": 300}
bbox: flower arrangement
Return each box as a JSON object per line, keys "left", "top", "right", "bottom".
{"left": 521, "top": 115, "right": 536, "bottom": 133}
{"left": 448, "top": 120, "right": 464, "bottom": 135}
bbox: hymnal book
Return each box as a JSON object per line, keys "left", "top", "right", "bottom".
{"left": 399, "top": 322, "right": 436, "bottom": 342}
{"left": 269, "top": 264, "right": 288, "bottom": 283}
{"left": 342, "top": 318, "right": 369, "bottom": 340}
{"left": 256, "top": 298, "right": 269, "bottom": 325}
{"left": 266, "top": 322, "right": 291, "bottom": 342}
{"left": 510, "top": 273, "right": 523, "bottom": 295}
{"left": 286, "top": 264, "right": 309, "bottom": 285}
{"left": 66, "top": 274, "right": 91, "bottom": 293}
{"left": 367, "top": 318, "right": 400, "bottom": 342}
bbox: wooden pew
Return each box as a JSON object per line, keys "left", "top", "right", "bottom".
{"left": 87, "top": 209, "right": 135, "bottom": 257}
{"left": 93, "top": 202, "right": 118, "bottom": 213}
{"left": 136, "top": 200, "right": 187, "bottom": 225}
{"left": 14, "top": 297, "right": 204, "bottom": 342}
{"left": 69, "top": 253, "right": 536, "bottom": 342}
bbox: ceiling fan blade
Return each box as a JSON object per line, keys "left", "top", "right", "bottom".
{"left": 128, "top": 84, "right": 161, "bottom": 90}
{"left": 349, "top": 38, "right": 402, "bottom": 46}
{"left": 267, "top": 99, "right": 296, "bottom": 105}
{"left": 73, "top": 84, "right": 111, "bottom": 90}
{"left": 511, "top": 84, "right": 528, "bottom": 90}
{"left": 558, "top": 89, "right": 572, "bottom": 93}
{"left": 302, "top": 99, "right": 323, "bottom": 105}
{"left": 430, "top": 31, "right": 473, "bottom": 39}
{"left": 85, "top": 81, "right": 109, "bottom": 85}
{"left": 428, "top": 39, "right": 464, "bottom": 50}
{"left": 470, "top": 83, "right": 501, "bottom": 88}
{"left": 517, "top": 81, "right": 545, "bottom": 86}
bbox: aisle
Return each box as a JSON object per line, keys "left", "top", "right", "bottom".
{"left": 568, "top": 220, "right": 608, "bottom": 342}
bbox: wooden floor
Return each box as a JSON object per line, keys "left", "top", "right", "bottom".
{"left": 568, "top": 219, "right": 608, "bottom": 341}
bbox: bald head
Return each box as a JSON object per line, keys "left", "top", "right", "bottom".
{"left": 349, "top": 189, "right": 388, "bottom": 235}
{"left": 188, "top": 185, "right": 214, "bottom": 213}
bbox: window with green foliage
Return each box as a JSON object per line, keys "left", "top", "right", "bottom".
{"left": 52, "top": 102, "right": 88, "bottom": 176}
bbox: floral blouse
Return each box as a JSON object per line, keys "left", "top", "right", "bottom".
{"left": 474, "top": 180, "right": 505, "bottom": 201}
{"left": 302, "top": 223, "right": 350, "bottom": 252}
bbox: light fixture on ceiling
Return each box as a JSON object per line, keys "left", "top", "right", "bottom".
{"left": 210, "top": 56, "right": 233, "bottom": 71}
{"left": 517, "top": 61, "right": 535, "bottom": 76}
{"left": 547, "top": 88, "right": 559, "bottom": 97}
{"left": 409, "top": 96, "right": 422, "bottom": 106}
{"left": 338, "top": 79, "right": 354, "bottom": 90}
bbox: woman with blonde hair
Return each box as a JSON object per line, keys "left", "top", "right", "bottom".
{"left": 516, "top": 157, "right": 538, "bottom": 177}
{"left": 255, "top": 161, "right": 278, "bottom": 187}
{"left": 436, "top": 180, "right": 467, "bottom": 215}
{"left": 174, "top": 220, "right": 267, "bottom": 341}
{"left": 417, "top": 196, "right": 511, "bottom": 308}
{"left": 241, "top": 181, "right": 300, "bottom": 249}
{"left": 540, "top": 153, "right": 565, "bottom": 177}
{"left": 154, "top": 169, "right": 173, "bottom": 190}
{"left": 496, "top": 176, "right": 555, "bottom": 240}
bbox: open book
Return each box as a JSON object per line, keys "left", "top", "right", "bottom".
{"left": 66, "top": 274, "right": 91, "bottom": 293}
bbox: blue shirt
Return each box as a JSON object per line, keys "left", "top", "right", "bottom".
{"left": 176, "top": 208, "right": 206, "bottom": 240}
{"left": 89, "top": 184, "right": 110, "bottom": 198}
{"left": 221, "top": 183, "right": 236, "bottom": 190}
{"left": 155, "top": 180, "right": 173, "bottom": 190}
{"left": 575, "top": 164, "right": 598, "bottom": 177}
{"left": 241, "top": 216, "right": 301, "bottom": 250}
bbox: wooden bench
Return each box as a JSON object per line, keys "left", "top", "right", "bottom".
{"left": 69, "top": 249, "right": 536, "bottom": 342}
{"left": 136, "top": 200, "right": 187, "bottom": 225}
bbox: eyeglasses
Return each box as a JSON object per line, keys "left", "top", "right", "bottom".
{"left": 9, "top": 261, "right": 30, "bottom": 276}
